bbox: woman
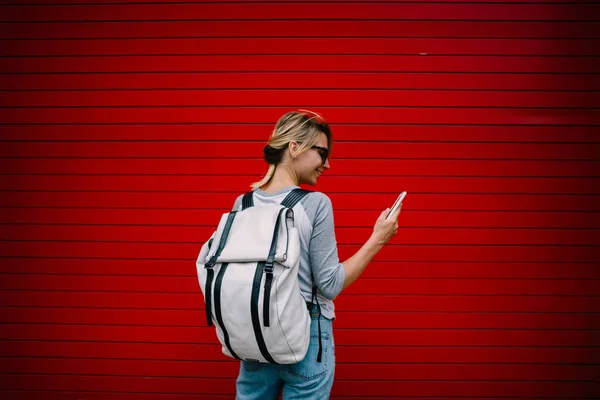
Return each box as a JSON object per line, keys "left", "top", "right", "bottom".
{"left": 233, "top": 110, "right": 401, "bottom": 399}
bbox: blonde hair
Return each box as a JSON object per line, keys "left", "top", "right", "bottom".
{"left": 251, "top": 109, "right": 332, "bottom": 190}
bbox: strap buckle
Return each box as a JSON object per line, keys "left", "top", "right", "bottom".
{"left": 264, "top": 262, "right": 274, "bottom": 273}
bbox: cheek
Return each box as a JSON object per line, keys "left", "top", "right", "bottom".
{"left": 298, "top": 155, "right": 320, "bottom": 171}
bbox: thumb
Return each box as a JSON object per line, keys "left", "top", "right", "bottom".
{"left": 380, "top": 208, "right": 390, "bottom": 220}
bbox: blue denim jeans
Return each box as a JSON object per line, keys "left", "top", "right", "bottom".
{"left": 235, "top": 306, "right": 335, "bottom": 400}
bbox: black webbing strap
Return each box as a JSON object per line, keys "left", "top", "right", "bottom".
{"left": 310, "top": 283, "right": 323, "bottom": 363}
{"left": 251, "top": 262, "right": 277, "bottom": 364}
{"left": 263, "top": 271, "right": 273, "bottom": 327}
{"left": 214, "top": 263, "right": 241, "bottom": 360}
{"left": 205, "top": 268, "right": 215, "bottom": 326}
{"left": 204, "top": 211, "right": 237, "bottom": 326}
{"left": 204, "top": 238, "right": 215, "bottom": 325}
{"left": 281, "top": 188, "right": 312, "bottom": 209}
{"left": 263, "top": 208, "right": 286, "bottom": 327}
{"left": 265, "top": 208, "right": 286, "bottom": 271}
{"left": 205, "top": 211, "right": 237, "bottom": 268}
{"left": 242, "top": 192, "right": 254, "bottom": 210}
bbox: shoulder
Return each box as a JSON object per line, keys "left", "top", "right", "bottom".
{"left": 306, "top": 191, "right": 332, "bottom": 206}
{"left": 232, "top": 193, "right": 244, "bottom": 211}
{"left": 301, "top": 191, "right": 334, "bottom": 216}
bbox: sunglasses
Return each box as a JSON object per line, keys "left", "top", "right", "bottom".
{"left": 311, "top": 145, "right": 329, "bottom": 165}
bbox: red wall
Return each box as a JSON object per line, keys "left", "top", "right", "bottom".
{"left": 1, "top": 1, "right": 599, "bottom": 398}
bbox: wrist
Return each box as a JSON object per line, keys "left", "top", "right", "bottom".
{"left": 367, "top": 233, "right": 387, "bottom": 249}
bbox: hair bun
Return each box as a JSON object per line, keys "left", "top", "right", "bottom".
{"left": 263, "top": 144, "right": 284, "bottom": 165}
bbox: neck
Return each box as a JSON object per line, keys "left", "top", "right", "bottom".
{"left": 261, "top": 163, "right": 299, "bottom": 193}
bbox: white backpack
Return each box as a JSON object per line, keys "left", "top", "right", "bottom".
{"left": 196, "top": 189, "right": 315, "bottom": 364}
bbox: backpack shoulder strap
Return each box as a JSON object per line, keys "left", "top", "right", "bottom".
{"left": 242, "top": 191, "right": 254, "bottom": 210}
{"left": 281, "top": 188, "right": 312, "bottom": 209}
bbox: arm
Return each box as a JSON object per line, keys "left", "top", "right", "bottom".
{"left": 308, "top": 194, "right": 401, "bottom": 298}
{"left": 341, "top": 206, "right": 400, "bottom": 290}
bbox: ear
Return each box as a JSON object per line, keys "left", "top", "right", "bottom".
{"left": 288, "top": 141, "right": 299, "bottom": 158}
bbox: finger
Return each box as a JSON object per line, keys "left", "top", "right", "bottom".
{"left": 391, "top": 204, "right": 402, "bottom": 219}
{"left": 379, "top": 208, "right": 390, "bottom": 220}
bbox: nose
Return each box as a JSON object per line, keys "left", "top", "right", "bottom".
{"left": 324, "top": 158, "right": 331, "bottom": 169}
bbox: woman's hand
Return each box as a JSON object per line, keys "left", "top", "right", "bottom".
{"left": 371, "top": 206, "right": 401, "bottom": 245}
{"left": 341, "top": 204, "right": 402, "bottom": 291}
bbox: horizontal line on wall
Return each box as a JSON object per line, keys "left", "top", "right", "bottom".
{"left": 2, "top": 209, "right": 598, "bottom": 213}
{"left": 2, "top": 190, "right": 598, "bottom": 195}
{"left": 0, "top": 223, "right": 600, "bottom": 230}
{"left": 3, "top": 123, "right": 600, "bottom": 128}
{"left": 0, "top": 371, "right": 597, "bottom": 383}
{"left": 3, "top": 18, "right": 600, "bottom": 23}
{"left": 2, "top": 71, "right": 599, "bottom": 75}
{"left": 6, "top": 88, "right": 600, "bottom": 92}
{"left": 4, "top": 356, "right": 588, "bottom": 366}
{"left": 4, "top": 240, "right": 598, "bottom": 246}
{"left": 1, "top": 275, "right": 598, "bottom": 281}
{"left": 1, "top": 288, "right": 597, "bottom": 296}
{"left": 1, "top": 121, "right": 597, "bottom": 125}
{"left": 0, "top": 389, "right": 585, "bottom": 400}
{"left": 5, "top": 54, "right": 600, "bottom": 58}
{"left": 4, "top": 304, "right": 599, "bottom": 311}
{"left": 3, "top": 142, "right": 600, "bottom": 146}
{"left": 4, "top": 1, "right": 597, "bottom": 5}
{"left": 4, "top": 158, "right": 599, "bottom": 162}
{"left": 1, "top": 334, "right": 599, "bottom": 341}
{"left": 4, "top": 54, "right": 600, "bottom": 59}
{"left": 3, "top": 259, "right": 595, "bottom": 264}
{"left": 6, "top": 207, "right": 600, "bottom": 217}
{"left": 3, "top": 71, "right": 600, "bottom": 76}
{"left": 4, "top": 90, "right": 600, "bottom": 94}
{"left": 6, "top": 2, "right": 594, "bottom": 5}
{"left": 1, "top": 274, "right": 596, "bottom": 280}
{"left": 3, "top": 174, "right": 599, "bottom": 178}
{"left": 4, "top": 17, "right": 600, "bottom": 20}
{"left": 6, "top": 36, "right": 600, "bottom": 40}
{"left": 4, "top": 105, "right": 599, "bottom": 109}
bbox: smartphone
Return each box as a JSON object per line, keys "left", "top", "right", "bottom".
{"left": 386, "top": 191, "right": 407, "bottom": 220}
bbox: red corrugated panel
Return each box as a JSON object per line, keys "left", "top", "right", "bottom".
{"left": 3, "top": 159, "right": 600, "bottom": 177}
{"left": 1, "top": 306, "right": 599, "bottom": 328}
{"left": 3, "top": 0, "right": 598, "bottom": 4}
{"left": 1, "top": 192, "right": 598, "bottom": 211}
{"left": 1, "top": 289, "right": 598, "bottom": 310}
{"left": 4, "top": 357, "right": 598, "bottom": 381}
{"left": 4, "top": 38, "right": 600, "bottom": 56}
{"left": 2, "top": 73, "right": 600, "bottom": 91}
{"left": 3, "top": 55, "right": 599, "bottom": 73}
{"left": 1, "top": 107, "right": 598, "bottom": 124}
{"left": 3, "top": 209, "right": 599, "bottom": 228}
{"left": 3, "top": 20, "right": 598, "bottom": 39}
{"left": 1, "top": 1, "right": 599, "bottom": 399}
{"left": 3, "top": 142, "right": 599, "bottom": 159}
{"left": 2, "top": 175, "right": 598, "bottom": 193}
{"left": 4, "top": 90, "right": 600, "bottom": 107}
{"left": 2, "top": 3, "right": 598, "bottom": 21}
{"left": 2, "top": 125, "right": 599, "bottom": 142}
{"left": 1, "top": 322, "right": 599, "bottom": 347}
{"left": 2, "top": 226, "right": 598, "bottom": 245}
